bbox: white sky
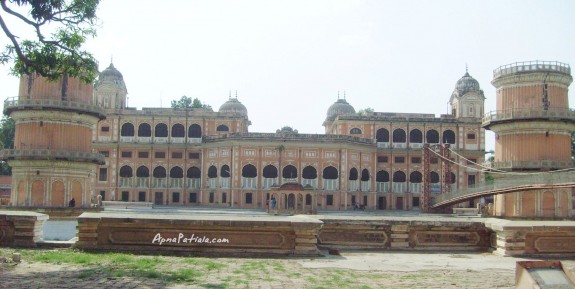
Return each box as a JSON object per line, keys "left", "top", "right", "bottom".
{"left": 1, "top": 0, "right": 575, "bottom": 152}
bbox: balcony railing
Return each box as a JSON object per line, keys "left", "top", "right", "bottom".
{"left": 3, "top": 97, "right": 105, "bottom": 119}
{"left": 302, "top": 178, "right": 318, "bottom": 189}
{"left": 482, "top": 108, "right": 575, "bottom": 128}
{"left": 493, "top": 60, "right": 571, "bottom": 78}
{"left": 492, "top": 160, "right": 573, "bottom": 170}
{"left": 0, "top": 149, "right": 104, "bottom": 164}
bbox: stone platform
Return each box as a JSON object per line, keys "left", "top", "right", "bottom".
{"left": 4, "top": 209, "right": 575, "bottom": 257}
{"left": 75, "top": 212, "right": 322, "bottom": 256}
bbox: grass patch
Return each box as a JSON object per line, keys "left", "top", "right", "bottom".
{"left": 166, "top": 268, "right": 203, "bottom": 283}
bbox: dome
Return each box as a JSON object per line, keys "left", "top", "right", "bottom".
{"left": 455, "top": 71, "right": 481, "bottom": 95}
{"left": 326, "top": 98, "right": 356, "bottom": 121}
{"left": 99, "top": 63, "right": 124, "bottom": 81}
{"left": 95, "top": 63, "right": 126, "bottom": 91}
{"left": 219, "top": 97, "right": 248, "bottom": 116}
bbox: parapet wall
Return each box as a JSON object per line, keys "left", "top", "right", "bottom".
{"left": 3, "top": 210, "right": 575, "bottom": 257}
{"left": 0, "top": 211, "right": 48, "bottom": 247}
{"left": 75, "top": 212, "right": 322, "bottom": 256}
{"left": 316, "top": 216, "right": 492, "bottom": 251}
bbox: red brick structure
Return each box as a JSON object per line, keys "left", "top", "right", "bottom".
{"left": 89, "top": 63, "right": 485, "bottom": 211}
{"left": 483, "top": 61, "right": 575, "bottom": 218}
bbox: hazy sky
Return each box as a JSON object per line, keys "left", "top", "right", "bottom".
{"left": 1, "top": 0, "right": 574, "bottom": 151}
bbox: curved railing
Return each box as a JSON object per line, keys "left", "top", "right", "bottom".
{"left": 3, "top": 97, "right": 106, "bottom": 119}
{"left": 0, "top": 149, "right": 105, "bottom": 165}
{"left": 482, "top": 108, "right": 575, "bottom": 127}
{"left": 431, "top": 170, "right": 575, "bottom": 207}
{"left": 492, "top": 160, "right": 573, "bottom": 170}
{"left": 493, "top": 60, "right": 571, "bottom": 78}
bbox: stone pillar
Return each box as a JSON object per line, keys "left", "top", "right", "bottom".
{"left": 390, "top": 224, "right": 410, "bottom": 249}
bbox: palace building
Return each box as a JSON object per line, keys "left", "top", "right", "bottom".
{"left": 1, "top": 62, "right": 489, "bottom": 211}
{"left": 87, "top": 63, "right": 486, "bottom": 211}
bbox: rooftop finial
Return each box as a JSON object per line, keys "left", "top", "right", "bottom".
{"left": 344, "top": 91, "right": 346, "bottom": 100}
{"left": 111, "top": 55, "right": 113, "bottom": 64}
{"left": 235, "top": 90, "right": 238, "bottom": 99}
{"left": 228, "top": 90, "right": 231, "bottom": 99}
{"left": 466, "top": 63, "right": 468, "bottom": 73}
{"left": 337, "top": 91, "right": 340, "bottom": 99}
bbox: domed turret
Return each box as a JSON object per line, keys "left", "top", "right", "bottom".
{"left": 94, "top": 62, "right": 128, "bottom": 109}
{"left": 455, "top": 71, "right": 481, "bottom": 95}
{"left": 219, "top": 97, "right": 248, "bottom": 117}
{"left": 449, "top": 68, "right": 485, "bottom": 119}
{"left": 326, "top": 98, "right": 356, "bottom": 121}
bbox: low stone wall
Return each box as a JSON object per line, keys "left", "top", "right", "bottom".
{"left": 485, "top": 219, "right": 575, "bottom": 257}
{"left": 0, "top": 210, "right": 48, "bottom": 247}
{"left": 75, "top": 212, "right": 322, "bottom": 256}
{"left": 316, "top": 216, "right": 492, "bottom": 251}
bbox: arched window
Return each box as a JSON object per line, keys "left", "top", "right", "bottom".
{"left": 350, "top": 128, "right": 362, "bottom": 135}
{"left": 442, "top": 130, "right": 456, "bottom": 144}
{"left": 393, "top": 171, "right": 406, "bottom": 182}
{"left": 242, "top": 164, "right": 257, "bottom": 178}
{"left": 410, "top": 171, "right": 422, "bottom": 183}
{"left": 155, "top": 123, "right": 168, "bottom": 137}
{"left": 305, "top": 194, "right": 312, "bottom": 205}
{"left": 282, "top": 165, "right": 297, "bottom": 179}
{"left": 119, "top": 165, "right": 133, "bottom": 177}
{"left": 426, "top": 129, "right": 439, "bottom": 143}
{"left": 188, "top": 124, "right": 202, "bottom": 138}
{"left": 409, "top": 129, "right": 422, "bottom": 143}
{"left": 302, "top": 166, "right": 317, "bottom": 179}
{"left": 430, "top": 172, "right": 440, "bottom": 183}
{"left": 207, "top": 166, "right": 218, "bottom": 178}
{"left": 219, "top": 165, "right": 230, "bottom": 177}
{"left": 171, "top": 124, "right": 185, "bottom": 138}
{"left": 187, "top": 167, "right": 201, "bottom": 178}
{"left": 392, "top": 129, "right": 406, "bottom": 143}
{"left": 322, "top": 166, "right": 338, "bottom": 179}
{"left": 349, "top": 168, "right": 358, "bottom": 180}
{"left": 361, "top": 169, "right": 369, "bottom": 181}
{"left": 136, "top": 166, "right": 149, "bottom": 177}
{"left": 138, "top": 123, "right": 151, "bottom": 137}
{"left": 153, "top": 166, "right": 166, "bottom": 178}
{"left": 121, "top": 123, "right": 134, "bottom": 137}
{"left": 170, "top": 166, "right": 183, "bottom": 178}
{"left": 450, "top": 172, "right": 456, "bottom": 184}
{"left": 262, "top": 165, "right": 278, "bottom": 178}
{"left": 216, "top": 125, "right": 229, "bottom": 132}
{"left": 376, "top": 128, "right": 389, "bottom": 142}
{"left": 376, "top": 170, "right": 389, "bottom": 182}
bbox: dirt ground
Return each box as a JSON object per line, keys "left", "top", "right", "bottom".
{"left": 0, "top": 250, "right": 530, "bottom": 289}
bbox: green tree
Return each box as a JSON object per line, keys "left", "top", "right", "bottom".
{"left": 0, "top": 115, "right": 14, "bottom": 175}
{"left": 0, "top": 0, "right": 100, "bottom": 82}
{"left": 171, "top": 95, "right": 212, "bottom": 110}
{"left": 357, "top": 107, "right": 374, "bottom": 116}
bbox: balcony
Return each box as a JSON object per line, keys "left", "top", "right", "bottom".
{"left": 376, "top": 182, "right": 389, "bottom": 193}
{"left": 493, "top": 60, "right": 570, "bottom": 79}
{"left": 3, "top": 97, "right": 106, "bottom": 119}
{"left": 187, "top": 178, "right": 200, "bottom": 189}
{"left": 483, "top": 108, "right": 575, "bottom": 129}
{"left": 377, "top": 142, "right": 390, "bottom": 149}
{"left": 322, "top": 179, "right": 338, "bottom": 191}
{"left": 0, "top": 149, "right": 105, "bottom": 165}
{"left": 301, "top": 178, "right": 318, "bottom": 189}
{"left": 492, "top": 160, "right": 573, "bottom": 171}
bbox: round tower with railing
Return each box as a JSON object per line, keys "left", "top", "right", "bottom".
{"left": 0, "top": 74, "right": 105, "bottom": 207}
{"left": 484, "top": 61, "right": 574, "bottom": 171}
{"left": 483, "top": 60, "right": 575, "bottom": 217}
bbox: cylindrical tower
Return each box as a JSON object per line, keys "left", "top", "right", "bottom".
{"left": 483, "top": 61, "right": 574, "bottom": 171}
{"left": 0, "top": 74, "right": 105, "bottom": 207}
